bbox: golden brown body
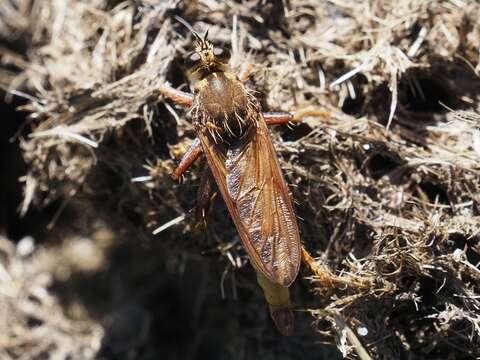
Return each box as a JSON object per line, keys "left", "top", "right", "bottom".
{"left": 161, "top": 33, "right": 302, "bottom": 335}
{"left": 193, "top": 68, "right": 300, "bottom": 334}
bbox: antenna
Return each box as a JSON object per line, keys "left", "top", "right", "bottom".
{"left": 174, "top": 16, "right": 203, "bottom": 41}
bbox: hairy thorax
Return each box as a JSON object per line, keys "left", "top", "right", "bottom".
{"left": 193, "top": 72, "right": 254, "bottom": 141}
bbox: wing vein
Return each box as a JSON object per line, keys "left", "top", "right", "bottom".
{"left": 198, "top": 107, "right": 300, "bottom": 286}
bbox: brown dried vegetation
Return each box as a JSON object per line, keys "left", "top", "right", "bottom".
{"left": 1, "top": 0, "right": 480, "bottom": 359}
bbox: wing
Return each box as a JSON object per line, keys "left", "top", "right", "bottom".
{"left": 198, "top": 114, "right": 301, "bottom": 287}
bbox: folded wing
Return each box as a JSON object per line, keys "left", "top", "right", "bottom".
{"left": 198, "top": 115, "right": 301, "bottom": 286}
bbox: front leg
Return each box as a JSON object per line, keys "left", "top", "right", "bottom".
{"left": 159, "top": 83, "right": 194, "bottom": 107}
{"left": 171, "top": 137, "right": 203, "bottom": 180}
{"left": 238, "top": 63, "right": 253, "bottom": 83}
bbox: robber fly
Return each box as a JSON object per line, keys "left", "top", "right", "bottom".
{"left": 159, "top": 31, "right": 307, "bottom": 335}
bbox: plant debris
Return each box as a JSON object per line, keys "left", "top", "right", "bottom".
{"left": 1, "top": 0, "right": 480, "bottom": 358}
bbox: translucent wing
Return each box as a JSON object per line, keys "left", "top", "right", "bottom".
{"left": 198, "top": 115, "right": 301, "bottom": 286}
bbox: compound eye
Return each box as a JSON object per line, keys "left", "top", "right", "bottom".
{"left": 213, "top": 47, "right": 230, "bottom": 60}
{"left": 185, "top": 52, "right": 201, "bottom": 68}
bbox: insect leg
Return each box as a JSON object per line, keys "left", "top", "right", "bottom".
{"left": 195, "top": 166, "right": 216, "bottom": 223}
{"left": 263, "top": 112, "right": 294, "bottom": 126}
{"left": 159, "top": 83, "right": 194, "bottom": 107}
{"left": 237, "top": 63, "right": 253, "bottom": 83}
{"left": 301, "top": 247, "right": 370, "bottom": 290}
{"left": 263, "top": 108, "right": 330, "bottom": 126}
{"left": 301, "top": 247, "right": 334, "bottom": 289}
{"left": 171, "top": 137, "right": 202, "bottom": 180}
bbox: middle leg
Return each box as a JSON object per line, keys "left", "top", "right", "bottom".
{"left": 263, "top": 112, "right": 294, "bottom": 126}
{"left": 263, "top": 108, "right": 330, "bottom": 126}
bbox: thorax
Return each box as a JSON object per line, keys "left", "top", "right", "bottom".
{"left": 193, "top": 72, "right": 255, "bottom": 142}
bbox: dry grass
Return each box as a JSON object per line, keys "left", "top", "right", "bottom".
{"left": 1, "top": 0, "right": 480, "bottom": 359}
